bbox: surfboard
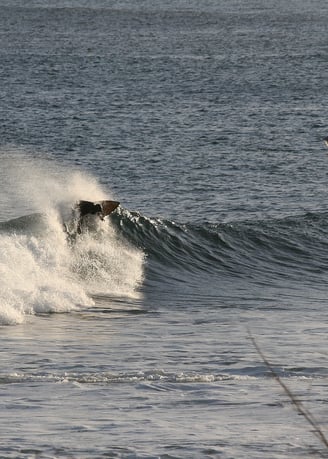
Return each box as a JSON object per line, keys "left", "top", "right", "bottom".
{"left": 100, "top": 200, "right": 120, "bottom": 217}
{"left": 78, "top": 200, "right": 120, "bottom": 218}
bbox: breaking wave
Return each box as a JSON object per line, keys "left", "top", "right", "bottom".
{"left": 0, "top": 156, "right": 145, "bottom": 325}
{"left": 111, "top": 207, "right": 328, "bottom": 293}
{"left": 2, "top": 154, "right": 328, "bottom": 324}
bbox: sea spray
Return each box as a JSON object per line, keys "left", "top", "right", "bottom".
{"left": 0, "top": 154, "right": 145, "bottom": 325}
{"left": 1, "top": 151, "right": 109, "bottom": 219}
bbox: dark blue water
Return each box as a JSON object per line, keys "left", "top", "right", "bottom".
{"left": 1, "top": 1, "right": 328, "bottom": 458}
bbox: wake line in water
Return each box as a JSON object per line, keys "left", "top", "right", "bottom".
{"left": 0, "top": 370, "right": 260, "bottom": 385}
{"left": 1, "top": 368, "right": 320, "bottom": 385}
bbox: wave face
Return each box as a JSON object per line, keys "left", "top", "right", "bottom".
{"left": 111, "top": 208, "right": 328, "bottom": 304}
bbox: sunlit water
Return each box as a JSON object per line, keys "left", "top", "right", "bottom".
{"left": 1, "top": 1, "right": 328, "bottom": 458}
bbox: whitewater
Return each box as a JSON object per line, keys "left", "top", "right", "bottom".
{"left": 0, "top": 155, "right": 144, "bottom": 325}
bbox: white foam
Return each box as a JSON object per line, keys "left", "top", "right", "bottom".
{"left": 0, "top": 231, "right": 91, "bottom": 325}
{"left": 0, "top": 153, "right": 145, "bottom": 325}
{"left": 70, "top": 219, "right": 144, "bottom": 297}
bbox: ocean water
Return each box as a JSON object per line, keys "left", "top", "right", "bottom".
{"left": 1, "top": 1, "right": 328, "bottom": 457}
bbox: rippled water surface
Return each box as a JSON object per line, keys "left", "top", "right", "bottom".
{"left": 0, "top": 1, "right": 328, "bottom": 457}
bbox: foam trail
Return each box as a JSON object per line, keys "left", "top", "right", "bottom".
{"left": 0, "top": 153, "right": 144, "bottom": 325}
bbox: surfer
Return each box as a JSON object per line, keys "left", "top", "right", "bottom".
{"left": 76, "top": 200, "right": 120, "bottom": 233}
{"left": 63, "top": 200, "right": 120, "bottom": 239}
{"left": 324, "top": 137, "right": 328, "bottom": 147}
